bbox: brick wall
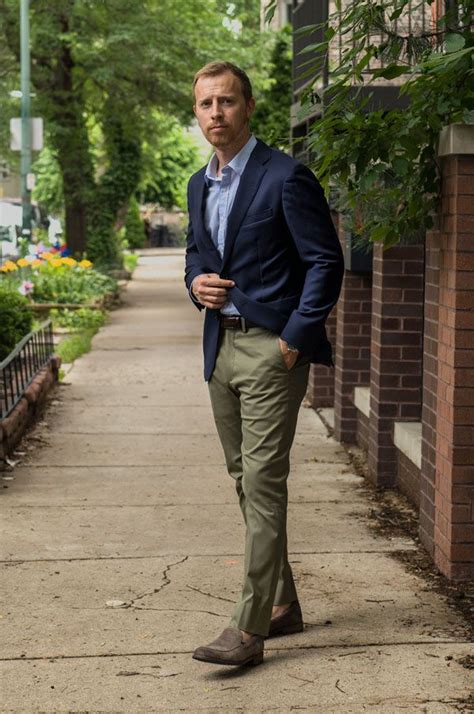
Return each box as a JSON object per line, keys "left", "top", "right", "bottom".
{"left": 334, "top": 223, "right": 372, "bottom": 443}
{"left": 432, "top": 153, "right": 474, "bottom": 580}
{"left": 368, "top": 243, "right": 425, "bottom": 487}
{"left": 306, "top": 308, "right": 337, "bottom": 408}
{"left": 356, "top": 410, "right": 369, "bottom": 451}
{"left": 420, "top": 227, "right": 441, "bottom": 556}
{"left": 397, "top": 451, "right": 421, "bottom": 509}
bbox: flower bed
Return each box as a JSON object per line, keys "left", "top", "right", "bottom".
{"left": 0, "top": 254, "right": 117, "bottom": 305}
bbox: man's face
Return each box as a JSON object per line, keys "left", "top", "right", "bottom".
{"left": 193, "top": 71, "right": 255, "bottom": 150}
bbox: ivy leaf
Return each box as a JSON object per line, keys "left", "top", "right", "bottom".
{"left": 294, "top": 24, "right": 320, "bottom": 36}
{"left": 359, "top": 168, "right": 379, "bottom": 191}
{"left": 370, "top": 224, "right": 389, "bottom": 243}
{"left": 298, "top": 41, "right": 328, "bottom": 56}
{"left": 371, "top": 64, "right": 408, "bottom": 80}
{"left": 444, "top": 33, "right": 466, "bottom": 53}
{"left": 264, "top": 1, "right": 276, "bottom": 24}
{"left": 392, "top": 156, "right": 409, "bottom": 176}
{"left": 389, "top": 7, "right": 404, "bottom": 20}
{"left": 324, "top": 27, "right": 336, "bottom": 41}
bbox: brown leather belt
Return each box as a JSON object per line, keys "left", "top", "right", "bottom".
{"left": 219, "top": 315, "right": 259, "bottom": 332}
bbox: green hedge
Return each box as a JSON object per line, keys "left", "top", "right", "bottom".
{"left": 0, "top": 286, "right": 33, "bottom": 362}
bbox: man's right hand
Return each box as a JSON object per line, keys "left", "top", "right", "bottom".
{"left": 191, "top": 273, "right": 235, "bottom": 309}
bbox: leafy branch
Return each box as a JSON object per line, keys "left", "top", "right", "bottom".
{"left": 267, "top": 0, "right": 473, "bottom": 247}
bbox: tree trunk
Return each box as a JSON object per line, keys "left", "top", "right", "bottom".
{"left": 63, "top": 200, "right": 88, "bottom": 256}
{"left": 42, "top": 14, "right": 95, "bottom": 256}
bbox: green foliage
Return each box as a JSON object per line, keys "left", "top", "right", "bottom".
{"left": 31, "top": 264, "right": 117, "bottom": 304}
{"left": 55, "top": 329, "right": 96, "bottom": 364}
{"left": 49, "top": 307, "right": 106, "bottom": 331}
{"left": 139, "top": 114, "right": 202, "bottom": 209}
{"left": 292, "top": 0, "right": 473, "bottom": 247}
{"left": 0, "top": 285, "right": 33, "bottom": 362}
{"left": 32, "top": 147, "right": 64, "bottom": 217}
{"left": 0, "top": 0, "right": 255, "bottom": 260}
{"left": 122, "top": 196, "right": 145, "bottom": 250}
{"left": 123, "top": 253, "right": 139, "bottom": 273}
{"left": 251, "top": 26, "right": 292, "bottom": 149}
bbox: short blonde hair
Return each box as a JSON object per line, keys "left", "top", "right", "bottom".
{"left": 193, "top": 61, "right": 253, "bottom": 103}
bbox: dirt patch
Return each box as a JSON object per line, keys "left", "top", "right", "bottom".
{"left": 321, "top": 435, "right": 474, "bottom": 644}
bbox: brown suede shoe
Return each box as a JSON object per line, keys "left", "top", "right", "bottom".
{"left": 192, "top": 627, "right": 264, "bottom": 666}
{"left": 267, "top": 600, "right": 304, "bottom": 638}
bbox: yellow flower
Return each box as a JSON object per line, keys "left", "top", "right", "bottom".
{"left": 4, "top": 260, "right": 18, "bottom": 271}
{"left": 17, "top": 257, "right": 30, "bottom": 267}
{"left": 31, "top": 259, "right": 43, "bottom": 268}
{"left": 39, "top": 251, "right": 53, "bottom": 260}
{"left": 61, "top": 257, "right": 77, "bottom": 267}
{"left": 0, "top": 265, "right": 9, "bottom": 272}
{"left": 79, "top": 259, "right": 93, "bottom": 268}
{"left": 50, "top": 258, "right": 63, "bottom": 268}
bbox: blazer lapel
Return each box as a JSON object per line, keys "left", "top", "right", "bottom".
{"left": 221, "top": 149, "right": 268, "bottom": 272}
{"left": 193, "top": 175, "right": 220, "bottom": 258}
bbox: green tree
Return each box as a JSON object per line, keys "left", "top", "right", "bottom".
{"left": 122, "top": 196, "right": 145, "bottom": 251}
{"left": 138, "top": 113, "right": 202, "bottom": 210}
{"left": 251, "top": 25, "right": 292, "bottom": 149}
{"left": 0, "top": 0, "right": 243, "bottom": 265}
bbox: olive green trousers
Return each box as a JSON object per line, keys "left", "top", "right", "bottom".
{"left": 208, "top": 325, "right": 310, "bottom": 637}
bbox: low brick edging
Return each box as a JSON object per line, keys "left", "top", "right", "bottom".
{"left": 0, "top": 355, "right": 61, "bottom": 462}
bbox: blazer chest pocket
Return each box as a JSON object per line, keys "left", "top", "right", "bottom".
{"left": 240, "top": 207, "right": 273, "bottom": 228}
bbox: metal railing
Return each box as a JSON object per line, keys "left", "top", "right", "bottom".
{"left": 0, "top": 320, "right": 54, "bottom": 419}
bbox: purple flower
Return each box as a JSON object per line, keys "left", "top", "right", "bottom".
{"left": 18, "top": 280, "right": 34, "bottom": 296}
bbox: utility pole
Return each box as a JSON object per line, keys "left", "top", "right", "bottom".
{"left": 20, "top": 0, "right": 32, "bottom": 240}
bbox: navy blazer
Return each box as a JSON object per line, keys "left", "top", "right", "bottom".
{"left": 185, "top": 139, "right": 344, "bottom": 381}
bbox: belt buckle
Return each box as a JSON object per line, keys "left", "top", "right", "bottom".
{"left": 240, "top": 316, "right": 248, "bottom": 333}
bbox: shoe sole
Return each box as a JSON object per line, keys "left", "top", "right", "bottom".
{"left": 266, "top": 621, "right": 304, "bottom": 639}
{"left": 192, "top": 651, "right": 264, "bottom": 666}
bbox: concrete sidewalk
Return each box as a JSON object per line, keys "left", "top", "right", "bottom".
{"left": 1, "top": 250, "right": 471, "bottom": 712}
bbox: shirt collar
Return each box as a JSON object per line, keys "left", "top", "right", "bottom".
{"left": 205, "top": 134, "right": 257, "bottom": 184}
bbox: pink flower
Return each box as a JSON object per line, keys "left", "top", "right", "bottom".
{"left": 18, "top": 280, "right": 34, "bottom": 296}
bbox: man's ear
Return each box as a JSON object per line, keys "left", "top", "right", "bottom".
{"left": 247, "top": 97, "right": 256, "bottom": 119}
{"left": 193, "top": 104, "right": 197, "bottom": 117}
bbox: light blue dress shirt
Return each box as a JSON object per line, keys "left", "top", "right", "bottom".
{"left": 204, "top": 134, "right": 257, "bottom": 316}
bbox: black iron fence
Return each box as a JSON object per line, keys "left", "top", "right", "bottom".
{"left": 0, "top": 320, "right": 54, "bottom": 420}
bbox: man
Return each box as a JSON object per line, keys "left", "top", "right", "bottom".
{"left": 185, "top": 61, "right": 344, "bottom": 667}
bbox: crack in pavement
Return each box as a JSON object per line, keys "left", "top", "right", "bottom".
{"left": 128, "top": 607, "right": 226, "bottom": 618}
{"left": 128, "top": 555, "right": 189, "bottom": 607}
{"left": 0, "top": 639, "right": 466, "bottom": 662}
{"left": 185, "top": 584, "right": 235, "bottom": 604}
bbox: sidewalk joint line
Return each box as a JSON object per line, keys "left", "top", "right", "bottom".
{"left": 0, "top": 549, "right": 416, "bottom": 565}
{"left": 0, "top": 640, "right": 465, "bottom": 663}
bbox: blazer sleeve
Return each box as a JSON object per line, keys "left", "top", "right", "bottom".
{"left": 184, "top": 182, "right": 205, "bottom": 311}
{"left": 280, "top": 163, "right": 344, "bottom": 353}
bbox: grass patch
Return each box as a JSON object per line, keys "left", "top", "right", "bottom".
{"left": 56, "top": 328, "right": 97, "bottom": 364}
{"left": 123, "top": 253, "right": 139, "bottom": 274}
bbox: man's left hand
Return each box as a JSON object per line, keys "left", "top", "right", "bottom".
{"left": 278, "top": 338, "right": 299, "bottom": 370}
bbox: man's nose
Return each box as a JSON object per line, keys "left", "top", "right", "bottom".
{"left": 211, "top": 101, "right": 223, "bottom": 118}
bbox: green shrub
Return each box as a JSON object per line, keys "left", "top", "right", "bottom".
{"left": 55, "top": 329, "right": 96, "bottom": 363}
{"left": 0, "top": 286, "right": 34, "bottom": 361}
{"left": 123, "top": 253, "right": 139, "bottom": 273}
{"left": 32, "top": 264, "right": 117, "bottom": 304}
{"left": 50, "top": 307, "right": 107, "bottom": 331}
{"left": 123, "top": 196, "right": 146, "bottom": 250}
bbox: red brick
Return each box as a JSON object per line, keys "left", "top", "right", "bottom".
{"left": 450, "top": 543, "right": 474, "bottom": 561}
{"left": 451, "top": 503, "right": 473, "bottom": 523}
